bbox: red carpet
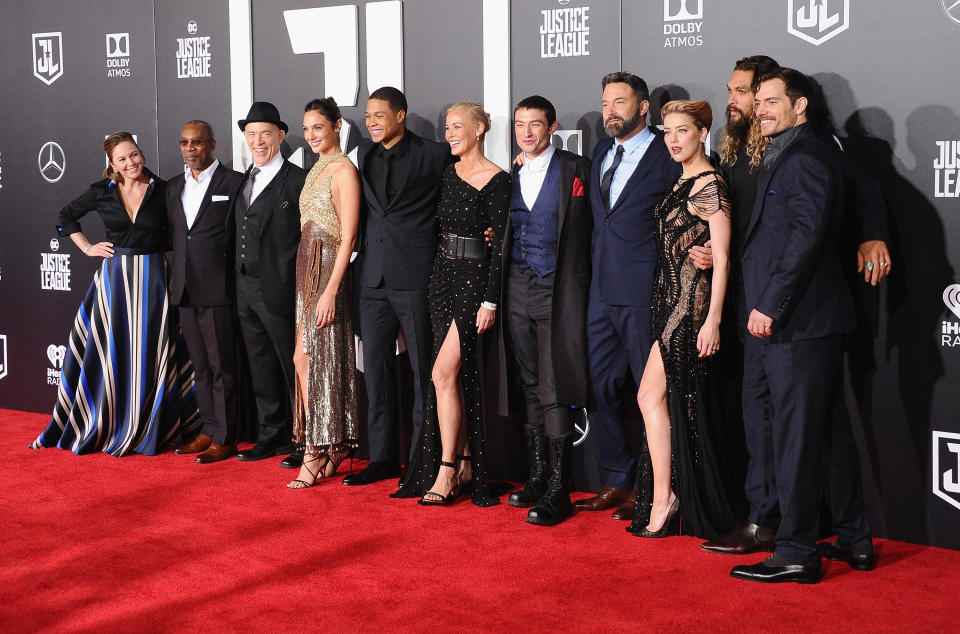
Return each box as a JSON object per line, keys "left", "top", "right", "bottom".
{"left": 2, "top": 408, "right": 956, "bottom": 632}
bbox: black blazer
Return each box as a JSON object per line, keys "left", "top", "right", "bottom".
{"left": 166, "top": 162, "right": 245, "bottom": 306}
{"left": 588, "top": 128, "right": 681, "bottom": 306}
{"left": 742, "top": 125, "right": 855, "bottom": 341}
{"left": 499, "top": 149, "right": 593, "bottom": 409}
{"left": 356, "top": 131, "right": 451, "bottom": 291}
{"left": 225, "top": 160, "right": 308, "bottom": 317}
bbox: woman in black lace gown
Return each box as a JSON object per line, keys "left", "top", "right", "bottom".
{"left": 393, "top": 102, "right": 510, "bottom": 506}
{"left": 631, "top": 100, "right": 739, "bottom": 539}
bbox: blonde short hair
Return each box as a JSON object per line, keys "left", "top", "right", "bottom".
{"left": 448, "top": 101, "right": 492, "bottom": 141}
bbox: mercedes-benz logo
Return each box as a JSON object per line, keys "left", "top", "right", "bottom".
{"left": 943, "top": 0, "right": 960, "bottom": 24}
{"left": 38, "top": 141, "right": 65, "bottom": 183}
{"left": 574, "top": 408, "right": 591, "bottom": 446}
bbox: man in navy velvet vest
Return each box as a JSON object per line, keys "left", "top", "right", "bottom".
{"left": 574, "top": 72, "right": 682, "bottom": 519}
{"left": 501, "top": 96, "right": 592, "bottom": 526}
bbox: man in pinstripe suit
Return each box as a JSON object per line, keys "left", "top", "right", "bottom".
{"left": 730, "top": 68, "right": 871, "bottom": 584}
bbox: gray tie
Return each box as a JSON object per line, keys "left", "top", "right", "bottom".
{"left": 242, "top": 166, "right": 261, "bottom": 209}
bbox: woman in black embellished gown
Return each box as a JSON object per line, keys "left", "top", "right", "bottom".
{"left": 393, "top": 102, "right": 511, "bottom": 506}
{"left": 630, "top": 100, "right": 739, "bottom": 539}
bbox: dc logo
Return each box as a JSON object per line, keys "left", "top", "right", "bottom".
{"left": 664, "top": 0, "right": 703, "bottom": 21}
{"left": 943, "top": 0, "right": 960, "bottom": 25}
{"left": 106, "top": 33, "right": 130, "bottom": 58}
{"left": 50, "top": 238, "right": 59, "bottom": 252}
{"left": 187, "top": 20, "right": 198, "bottom": 35}
{"left": 38, "top": 141, "right": 66, "bottom": 183}
{"left": 552, "top": 130, "right": 583, "bottom": 155}
{"left": 0, "top": 334, "right": 7, "bottom": 380}
{"left": 787, "top": 0, "right": 849, "bottom": 46}
{"left": 47, "top": 344, "right": 66, "bottom": 369}
{"left": 933, "top": 431, "right": 960, "bottom": 511}
{"left": 32, "top": 32, "right": 63, "bottom": 85}
{"left": 574, "top": 409, "right": 591, "bottom": 447}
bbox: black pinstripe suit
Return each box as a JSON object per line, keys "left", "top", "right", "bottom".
{"left": 741, "top": 124, "right": 867, "bottom": 567}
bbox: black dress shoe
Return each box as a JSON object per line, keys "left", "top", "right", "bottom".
{"left": 820, "top": 541, "right": 875, "bottom": 571}
{"left": 280, "top": 448, "right": 304, "bottom": 469}
{"left": 236, "top": 441, "right": 294, "bottom": 462}
{"left": 342, "top": 460, "right": 401, "bottom": 486}
{"left": 730, "top": 554, "right": 821, "bottom": 584}
{"left": 701, "top": 523, "right": 776, "bottom": 555}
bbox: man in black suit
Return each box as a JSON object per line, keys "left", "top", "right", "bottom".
{"left": 730, "top": 69, "right": 871, "bottom": 584}
{"left": 167, "top": 120, "right": 245, "bottom": 463}
{"left": 573, "top": 73, "right": 682, "bottom": 520}
{"left": 228, "top": 102, "right": 308, "bottom": 465}
{"left": 343, "top": 87, "right": 453, "bottom": 486}
{"left": 500, "top": 96, "right": 592, "bottom": 526}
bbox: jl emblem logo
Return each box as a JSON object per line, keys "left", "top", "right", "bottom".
{"left": 933, "top": 431, "right": 960, "bottom": 511}
{"left": 33, "top": 32, "right": 64, "bottom": 85}
{"left": 787, "top": 0, "right": 849, "bottom": 46}
{"left": 0, "top": 334, "right": 8, "bottom": 380}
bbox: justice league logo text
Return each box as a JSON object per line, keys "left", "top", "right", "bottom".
{"left": 539, "top": 4, "right": 590, "bottom": 58}
{"left": 663, "top": 0, "right": 704, "bottom": 48}
{"left": 41, "top": 239, "right": 71, "bottom": 291}
{"left": 934, "top": 140, "right": 959, "bottom": 197}
{"left": 176, "top": 21, "right": 211, "bottom": 78}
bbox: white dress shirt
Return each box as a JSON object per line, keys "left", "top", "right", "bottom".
{"left": 181, "top": 159, "right": 219, "bottom": 229}
{"left": 249, "top": 152, "right": 285, "bottom": 205}
{"left": 519, "top": 144, "right": 557, "bottom": 209}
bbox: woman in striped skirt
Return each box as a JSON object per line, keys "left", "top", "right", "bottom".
{"left": 31, "top": 132, "right": 199, "bottom": 456}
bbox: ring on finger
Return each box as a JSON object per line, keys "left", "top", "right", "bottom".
{"left": 865, "top": 261, "right": 874, "bottom": 272}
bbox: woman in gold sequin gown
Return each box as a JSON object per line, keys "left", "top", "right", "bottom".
{"left": 287, "top": 98, "right": 361, "bottom": 489}
{"left": 630, "top": 100, "right": 739, "bottom": 538}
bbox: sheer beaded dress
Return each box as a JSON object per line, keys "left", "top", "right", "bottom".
{"left": 628, "top": 171, "right": 740, "bottom": 539}
{"left": 292, "top": 156, "right": 359, "bottom": 453}
{"left": 394, "top": 165, "right": 511, "bottom": 506}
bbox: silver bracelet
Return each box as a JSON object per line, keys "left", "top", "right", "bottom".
{"left": 83, "top": 243, "right": 93, "bottom": 254}
{"left": 481, "top": 301, "right": 497, "bottom": 311}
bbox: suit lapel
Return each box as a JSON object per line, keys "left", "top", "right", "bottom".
{"left": 591, "top": 138, "right": 612, "bottom": 206}
{"left": 191, "top": 164, "right": 224, "bottom": 227}
{"left": 744, "top": 127, "right": 812, "bottom": 245}
{"left": 256, "top": 161, "right": 288, "bottom": 238}
{"left": 386, "top": 134, "right": 420, "bottom": 211}
{"left": 610, "top": 128, "right": 659, "bottom": 213}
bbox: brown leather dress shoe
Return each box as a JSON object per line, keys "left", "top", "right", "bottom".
{"left": 174, "top": 434, "right": 213, "bottom": 455}
{"left": 701, "top": 523, "right": 776, "bottom": 554}
{"left": 573, "top": 485, "right": 633, "bottom": 511}
{"left": 195, "top": 443, "right": 238, "bottom": 463}
{"left": 611, "top": 492, "right": 638, "bottom": 520}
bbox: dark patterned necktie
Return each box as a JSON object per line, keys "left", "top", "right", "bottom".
{"left": 242, "top": 166, "right": 261, "bottom": 209}
{"left": 599, "top": 144, "right": 624, "bottom": 210}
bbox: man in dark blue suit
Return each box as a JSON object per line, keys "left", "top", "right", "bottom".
{"left": 731, "top": 68, "right": 871, "bottom": 584}
{"left": 573, "top": 72, "right": 682, "bottom": 518}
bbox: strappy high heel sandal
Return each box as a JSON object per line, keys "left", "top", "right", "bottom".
{"left": 325, "top": 445, "right": 356, "bottom": 478}
{"left": 418, "top": 461, "right": 460, "bottom": 506}
{"left": 637, "top": 496, "right": 681, "bottom": 538}
{"left": 286, "top": 452, "right": 329, "bottom": 489}
{"left": 456, "top": 454, "right": 474, "bottom": 495}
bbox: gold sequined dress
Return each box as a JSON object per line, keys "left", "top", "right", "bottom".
{"left": 629, "top": 171, "right": 739, "bottom": 540}
{"left": 292, "top": 156, "right": 358, "bottom": 450}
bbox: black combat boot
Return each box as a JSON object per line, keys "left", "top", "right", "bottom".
{"left": 507, "top": 427, "right": 548, "bottom": 508}
{"left": 525, "top": 436, "right": 573, "bottom": 526}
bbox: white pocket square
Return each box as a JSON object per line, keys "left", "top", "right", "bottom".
{"left": 211, "top": 195, "right": 229, "bottom": 202}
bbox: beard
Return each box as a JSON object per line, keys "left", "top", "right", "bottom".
{"left": 725, "top": 107, "right": 752, "bottom": 143}
{"left": 604, "top": 108, "right": 642, "bottom": 138}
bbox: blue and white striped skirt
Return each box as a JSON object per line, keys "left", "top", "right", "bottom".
{"left": 35, "top": 248, "right": 200, "bottom": 456}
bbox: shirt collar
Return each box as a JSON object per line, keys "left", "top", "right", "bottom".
{"left": 253, "top": 152, "right": 284, "bottom": 173}
{"left": 764, "top": 123, "right": 806, "bottom": 165}
{"left": 521, "top": 143, "right": 556, "bottom": 172}
{"left": 614, "top": 125, "right": 654, "bottom": 154}
{"left": 185, "top": 158, "right": 219, "bottom": 183}
{"left": 379, "top": 130, "right": 411, "bottom": 157}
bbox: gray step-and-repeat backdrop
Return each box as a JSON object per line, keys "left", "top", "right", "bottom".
{"left": 1, "top": 0, "right": 958, "bottom": 549}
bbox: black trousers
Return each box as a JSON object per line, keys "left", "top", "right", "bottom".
{"left": 236, "top": 274, "right": 295, "bottom": 446}
{"left": 178, "top": 296, "right": 239, "bottom": 445}
{"left": 742, "top": 334, "right": 870, "bottom": 566}
{"left": 359, "top": 284, "right": 432, "bottom": 463}
{"left": 506, "top": 266, "right": 572, "bottom": 439}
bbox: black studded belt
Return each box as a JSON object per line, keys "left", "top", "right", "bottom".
{"left": 441, "top": 232, "right": 487, "bottom": 260}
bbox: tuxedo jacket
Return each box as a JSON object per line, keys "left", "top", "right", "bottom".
{"left": 500, "top": 149, "right": 593, "bottom": 408}
{"left": 742, "top": 125, "right": 855, "bottom": 342}
{"left": 356, "top": 131, "right": 451, "bottom": 291}
{"left": 225, "top": 160, "right": 308, "bottom": 317}
{"left": 166, "top": 163, "right": 245, "bottom": 306}
{"left": 589, "top": 127, "right": 681, "bottom": 306}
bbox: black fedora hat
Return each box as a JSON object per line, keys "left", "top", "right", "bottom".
{"left": 237, "top": 101, "right": 288, "bottom": 133}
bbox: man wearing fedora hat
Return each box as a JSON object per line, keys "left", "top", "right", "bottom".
{"left": 228, "top": 101, "right": 308, "bottom": 464}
